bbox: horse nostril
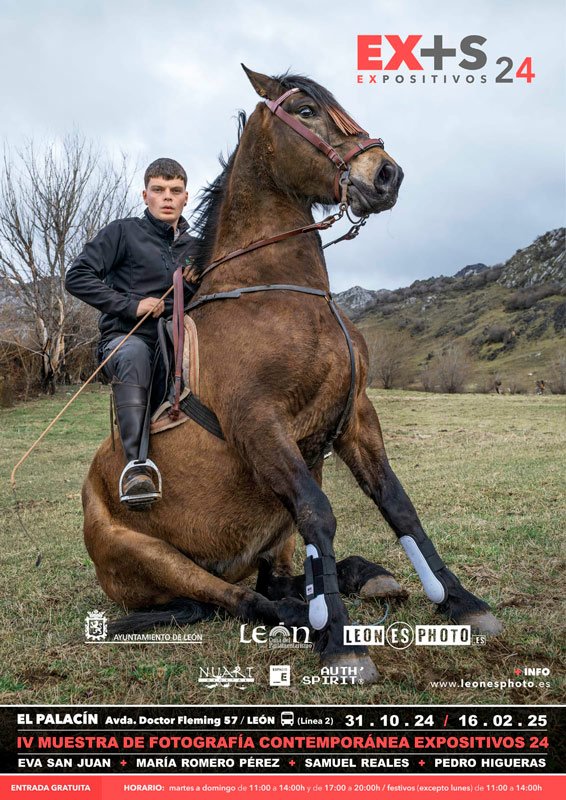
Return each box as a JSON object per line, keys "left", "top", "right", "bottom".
{"left": 374, "top": 161, "right": 398, "bottom": 192}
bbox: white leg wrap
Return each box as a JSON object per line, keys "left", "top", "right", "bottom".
{"left": 399, "top": 535, "right": 446, "bottom": 604}
{"left": 306, "top": 544, "right": 329, "bottom": 630}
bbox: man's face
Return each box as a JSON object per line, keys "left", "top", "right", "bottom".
{"left": 143, "top": 177, "right": 188, "bottom": 226}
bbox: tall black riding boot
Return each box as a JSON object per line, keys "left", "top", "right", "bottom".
{"left": 112, "top": 382, "right": 161, "bottom": 511}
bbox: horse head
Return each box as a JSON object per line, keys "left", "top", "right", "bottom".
{"left": 242, "top": 65, "right": 403, "bottom": 217}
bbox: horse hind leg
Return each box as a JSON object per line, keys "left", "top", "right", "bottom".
{"left": 82, "top": 477, "right": 310, "bottom": 633}
{"left": 335, "top": 394, "right": 503, "bottom": 636}
{"left": 256, "top": 555, "right": 408, "bottom": 602}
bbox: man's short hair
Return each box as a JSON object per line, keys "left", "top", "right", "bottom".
{"left": 144, "top": 158, "right": 187, "bottom": 187}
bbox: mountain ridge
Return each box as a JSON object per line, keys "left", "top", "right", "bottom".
{"left": 334, "top": 228, "right": 565, "bottom": 390}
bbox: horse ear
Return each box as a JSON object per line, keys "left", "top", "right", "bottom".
{"left": 241, "top": 64, "right": 284, "bottom": 101}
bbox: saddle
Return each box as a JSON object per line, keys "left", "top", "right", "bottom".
{"left": 148, "top": 313, "right": 224, "bottom": 441}
{"left": 150, "top": 314, "right": 200, "bottom": 435}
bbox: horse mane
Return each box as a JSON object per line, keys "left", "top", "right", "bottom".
{"left": 190, "top": 110, "right": 247, "bottom": 274}
{"left": 189, "top": 72, "right": 364, "bottom": 275}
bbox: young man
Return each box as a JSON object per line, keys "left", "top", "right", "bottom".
{"left": 65, "top": 158, "right": 198, "bottom": 510}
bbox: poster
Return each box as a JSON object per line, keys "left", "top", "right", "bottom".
{"left": 1, "top": 1, "right": 564, "bottom": 798}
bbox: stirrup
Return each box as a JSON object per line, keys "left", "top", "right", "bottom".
{"left": 119, "top": 459, "right": 162, "bottom": 507}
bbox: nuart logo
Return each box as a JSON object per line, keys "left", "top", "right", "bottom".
{"left": 84, "top": 610, "right": 108, "bottom": 641}
{"left": 239, "top": 623, "right": 312, "bottom": 650}
{"left": 356, "top": 35, "right": 535, "bottom": 87}
{"left": 198, "top": 665, "right": 255, "bottom": 689}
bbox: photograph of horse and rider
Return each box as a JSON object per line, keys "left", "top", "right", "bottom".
{"left": 1, "top": 2, "right": 564, "bottom": 709}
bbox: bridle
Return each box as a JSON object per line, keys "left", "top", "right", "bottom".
{"left": 170, "top": 88, "right": 387, "bottom": 460}
{"left": 197, "top": 87, "right": 386, "bottom": 281}
{"left": 265, "top": 87, "right": 385, "bottom": 205}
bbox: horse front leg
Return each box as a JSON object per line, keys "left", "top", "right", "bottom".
{"left": 237, "top": 420, "right": 378, "bottom": 682}
{"left": 335, "top": 393, "right": 503, "bottom": 635}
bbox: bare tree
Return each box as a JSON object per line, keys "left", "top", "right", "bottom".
{"left": 365, "top": 329, "right": 410, "bottom": 389}
{"left": 0, "top": 134, "right": 137, "bottom": 391}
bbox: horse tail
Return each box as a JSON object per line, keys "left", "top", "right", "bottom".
{"left": 107, "top": 599, "right": 218, "bottom": 635}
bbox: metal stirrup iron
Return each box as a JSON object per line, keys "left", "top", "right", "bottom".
{"left": 119, "top": 459, "right": 163, "bottom": 508}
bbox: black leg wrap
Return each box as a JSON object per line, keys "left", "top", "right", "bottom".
{"left": 304, "top": 553, "right": 340, "bottom": 631}
{"left": 304, "top": 555, "right": 340, "bottom": 600}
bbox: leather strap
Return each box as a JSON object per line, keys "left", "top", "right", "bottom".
{"left": 343, "top": 138, "right": 384, "bottom": 164}
{"left": 197, "top": 212, "right": 343, "bottom": 281}
{"left": 185, "top": 283, "right": 327, "bottom": 313}
{"left": 180, "top": 393, "right": 225, "bottom": 440}
{"left": 266, "top": 89, "right": 348, "bottom": 172}
{"left": 170, "top": 267, "right": 185, "bottom": 420}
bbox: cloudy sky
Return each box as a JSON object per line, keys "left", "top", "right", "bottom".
{"left": 1, "top": 0, "right": 563, "bottom": 291}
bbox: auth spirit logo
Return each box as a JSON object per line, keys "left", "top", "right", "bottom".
{"left": 357, "top": 35, "right": 535, "bottom": 85}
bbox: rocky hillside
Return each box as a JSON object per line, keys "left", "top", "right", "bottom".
{"left": 335, "top": 228, "right": 565, "bottom": 391}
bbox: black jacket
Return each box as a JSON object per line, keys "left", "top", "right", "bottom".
{"left": 65, "top": 209, "right": 199, "bottom": 346}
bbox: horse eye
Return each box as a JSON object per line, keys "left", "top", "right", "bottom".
{"left": 298, "top": 106, "right": 315, "bottom": 118}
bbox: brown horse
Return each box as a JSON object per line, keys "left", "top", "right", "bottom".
{"left": 82, "top": 66, "right": 502, "bottom": 683}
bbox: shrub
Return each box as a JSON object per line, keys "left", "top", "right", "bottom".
{"left": 548, "top": 353, "right": 566, "bottom": 394}
{"left": 365, "top": 330, "right": 412, "bottom": 389}
{"left": 419, "top": 344, "right": 472, "bottom": 393}
{"left": 504, "top": 282, "right": 563, "bottom": 311}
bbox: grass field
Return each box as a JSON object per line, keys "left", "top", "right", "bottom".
{"left": 1, "top": 386, "right": 564, "bottom": 706}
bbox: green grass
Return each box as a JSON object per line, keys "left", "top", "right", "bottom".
{"left": 1, "top": 386, "right": 565, "bottom": 705}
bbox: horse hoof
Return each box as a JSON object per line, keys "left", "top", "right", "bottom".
{"left": 459, "top": 611, "right": 504, "bottom": 636}
{"left": 321, "top": 653, "right": 379, "bottom": 685}
{"left": 360, "top": 575, "right": 409, "bottom": 601}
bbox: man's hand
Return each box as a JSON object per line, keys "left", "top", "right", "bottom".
{"left": 136, "top": 297, "right": 165, "bottom": 318}
{"left": 183, "top": 264, "right": 198, "bottom": 284}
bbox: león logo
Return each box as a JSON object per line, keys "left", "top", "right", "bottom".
{"left": 240, "top": 622, "right": 311, "bottom": 649}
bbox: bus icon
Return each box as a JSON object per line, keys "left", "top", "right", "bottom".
{"left": 280, "top": 711, "right": 295, "bottom": 726}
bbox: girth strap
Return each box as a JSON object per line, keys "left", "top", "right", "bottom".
{"left": 179, "top": 393, "right": 225, "bottom": 440}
